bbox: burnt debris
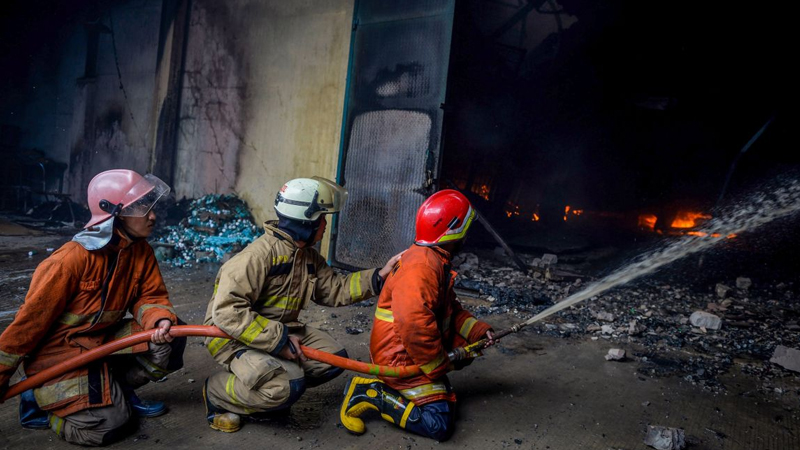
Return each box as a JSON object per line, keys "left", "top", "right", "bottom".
{"left": 452, "top": 247, "right": 800, "bottom": 394}
{"left": 152, "top": 194, "right": 262, "bottom": 267}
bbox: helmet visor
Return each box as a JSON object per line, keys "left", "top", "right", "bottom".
{"left": 119, "top": 174, "right": 170, "bottom": 217}
{"left": 311, "top": 176, "right": 348, "bottom": 214}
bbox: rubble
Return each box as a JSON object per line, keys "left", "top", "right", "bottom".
{"left": 689, "top": 311, "right": 722, "bottom": 330}
{"left": 715, "top": 283, "right": 731, "bottom": 299}
{"left": 450, "top": 247, "right": 800, "bottom": 393}
{"left": 770, "top": 345, "right": 800, "bottom": 373}
{"left": 736, "top": 277, "right": 752, "bottom": 290}
{"left": 605, "top": 348, "right": 626, "bottom": 361}
{"left": 152, "top": 194, "right": 263, "bottom": 267}
{"left": 644, "top": 426, "right": 685, "bottom": 450}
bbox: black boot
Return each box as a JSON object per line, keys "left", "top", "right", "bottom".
{"left": 339, "top": 377, "right": 419, "bottom": 434}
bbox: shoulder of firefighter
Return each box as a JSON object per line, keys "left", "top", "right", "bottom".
{"left": 371, "top": 245, "right": 492, "bottom": 395}
{"left": 203, "top": 223, "right": 383, "bottom": 364}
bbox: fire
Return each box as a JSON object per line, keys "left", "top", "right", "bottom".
{"left": 472, "top": 184, "right": 490, "bottom": 201}
{"left": 670, "top": 211, "right": 711, "bottom": 229}
{"left": 532, "top": 213, "right": 540, "bottom": 222}
{"left": 505, "top": 204, "right": 521, "bottom": 218}
{"left": 563, "top": 206, "right": 583, "bottom": 221}
{"left": 638, "top": 214, "right": 657, "bottom": 231}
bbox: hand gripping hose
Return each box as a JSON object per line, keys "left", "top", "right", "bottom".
{"left": 2, "top": 325, "right": 422, "bottom": 402}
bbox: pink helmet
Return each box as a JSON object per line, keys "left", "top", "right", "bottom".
{"left": 85, "top": 169, "right": 170, "bottom": 228}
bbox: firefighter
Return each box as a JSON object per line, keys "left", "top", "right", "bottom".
{"left": 0, "top": 169, "right": 186, "bottom": 446}
{"left": 202, "top": 176, "right": 402, "bottom": 433}
{"left": 339, "top": 189, "right": 494, "bottom": 441}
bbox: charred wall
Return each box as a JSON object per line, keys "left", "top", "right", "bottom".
{"left": 2, "top": 0, "right": 355, "bottom": 244}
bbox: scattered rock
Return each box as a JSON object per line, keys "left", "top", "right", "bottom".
{"left": 689, "top": 311, "right": 721, "bottom": 330}
{"left": 595, "top": 311, "right": 615, "bottom": 322}
{"left": 629, "top": 320, "right": 645, "bottom": 336}
{"left": 715, "top": 283, "right": 732, "bottom": 299}
{"left": 736, "top": 277, "right": 752, "bottom": 290}
{"left": 644, "top": 426, "right": 686, "bottom": 450}
{"left": 605, "top": 348, "right": 626, "bottom": 361}
{"left": 541, "top": 254, "right": 558, "bottom": 266}
{"left": 345, "top": 327, "right": 363, "bottom": 335}
{"left": 769, "top": 345, "right": 800, "bottom": 373}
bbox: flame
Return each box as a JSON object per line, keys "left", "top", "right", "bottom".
{"left": 572, "top": 209, "right": 583, "bottom": 216}
{"left": 532, "top": 213, "right": 540, "bottom": 222}
{"left": 505, "top": 204, "right": 521, "bottom": 218}
{"left": 472, "top": 184, "right": 490, "bottom": 201}
{"left": 563, "top": 205, "right": 570, "bottom": 221}
{"left": 670, "top": 211, "right": 711, "bottom": 229}
{"left": 638, "top": 214, "right": 657, "bottom": 231}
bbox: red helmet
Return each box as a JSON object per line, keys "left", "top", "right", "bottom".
{"left": 85, "top": 169, "right": 170, "bottom": 228}
{"left": 415, "top": 189, "right": 476, "bottom": 246}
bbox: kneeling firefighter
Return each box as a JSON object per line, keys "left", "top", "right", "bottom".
{"left": 340, "top": 189, "right": 495, "bottom": 442}
{"left": 202, "top": 177, "right": 402, "bottom": 432}
{"left": 0, "top": 169, "right": 186, "bottom": 446}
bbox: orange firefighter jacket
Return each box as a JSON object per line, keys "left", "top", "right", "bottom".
{"left": 370, "top": 244, "right": 491, "bottom": 406}
{"left": 0, "top": 230, "right": 177, "bottom": 416}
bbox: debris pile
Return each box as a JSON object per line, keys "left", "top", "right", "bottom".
{"left": 153, "top": 194, "right": 262, "bottom": 267}
{"left": 452, "top": 248, "right": 800, "bottom": 393}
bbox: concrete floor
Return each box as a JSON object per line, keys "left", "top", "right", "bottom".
{"left": 1, "top": 230, "right": 799, "bottom": 449}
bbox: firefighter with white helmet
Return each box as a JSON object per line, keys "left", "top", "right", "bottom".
{"left": 202, "top": 176, "right": 402, "bottom": 433}
{"left": 0, "top": 169, "right": 185, "bottom": 446}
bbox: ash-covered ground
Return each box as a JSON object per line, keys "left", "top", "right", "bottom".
{"left": 448, "top": 214, "right": 800, "bottom": 397}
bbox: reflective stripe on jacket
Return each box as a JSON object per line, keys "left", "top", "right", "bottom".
{"left": 0, "top": 230, "right": 177, "bottom": 416}
{"left": 203, "top": 221, "right": 380, "bottom": 365}
{"left": 370, "top": 244, "right": 491, "bottom": 406}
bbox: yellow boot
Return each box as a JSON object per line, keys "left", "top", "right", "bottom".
{"left": 340, "top": 376, "right": 417, "bottom": 434}
{"left": 203, "top": 380, "right": 241, "bottom": 433}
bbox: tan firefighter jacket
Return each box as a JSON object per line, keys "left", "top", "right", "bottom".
{"left": 203, "top": 221, "right": 381, "bottom": 365}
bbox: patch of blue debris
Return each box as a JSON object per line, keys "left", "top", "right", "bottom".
{"left": 152, "top": 194, "right": 263, "bottom": 267}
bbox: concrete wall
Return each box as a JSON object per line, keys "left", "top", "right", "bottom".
{"left": 174, "top": 0, "right": 354, "bottom": 237}
{"left": 65, "top": 0, "right": 163, "bottom": 203}
{"left": 5, "top": 0, "right": 355, "bottom": 258}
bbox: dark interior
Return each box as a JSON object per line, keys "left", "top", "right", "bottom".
{"left": 441, "top": 0, "right": 794, "bottom": 262}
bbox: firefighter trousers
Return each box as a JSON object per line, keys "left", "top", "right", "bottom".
{"left": 205, "top": 325, "right": 346, "bottom": 415}
{"left": 49, "top": 339, "right": 183, "bottom": 446}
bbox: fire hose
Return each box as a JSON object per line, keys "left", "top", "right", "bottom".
{"left": 2, "top": 323, "right": 530, "bottom": 403}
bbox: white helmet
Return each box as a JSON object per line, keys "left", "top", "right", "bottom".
{"left": 274, "top": 176, "right": 348, "bottom": 222}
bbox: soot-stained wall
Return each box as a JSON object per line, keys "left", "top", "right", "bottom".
{"left": 173, "top": 0, "right": 353, "bottom": 224}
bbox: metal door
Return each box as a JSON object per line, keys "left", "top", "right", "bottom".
{"left": 332, "top": 0, "right": 456, "bottom": 269}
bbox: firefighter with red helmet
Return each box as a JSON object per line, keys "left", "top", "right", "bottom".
{"left": 340, "top": 189, "right": 495, "bottom": 441}
{"left": 201, "top": 177, "right": 403, "bottom": 433}
{"left": 0, "top": 169, "right": 185, "bottom": 446}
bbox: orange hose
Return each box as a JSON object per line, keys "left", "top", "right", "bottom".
{"left": 2, "top": 325, "right": 421, "bottom": 402}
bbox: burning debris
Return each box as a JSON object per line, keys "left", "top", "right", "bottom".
{"left": 152, "top": 194, "right": 262, "bottom": 267}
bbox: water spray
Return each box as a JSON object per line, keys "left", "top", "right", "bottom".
{"left": 452, "top": 179, "right": 800, "bottom": 360}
